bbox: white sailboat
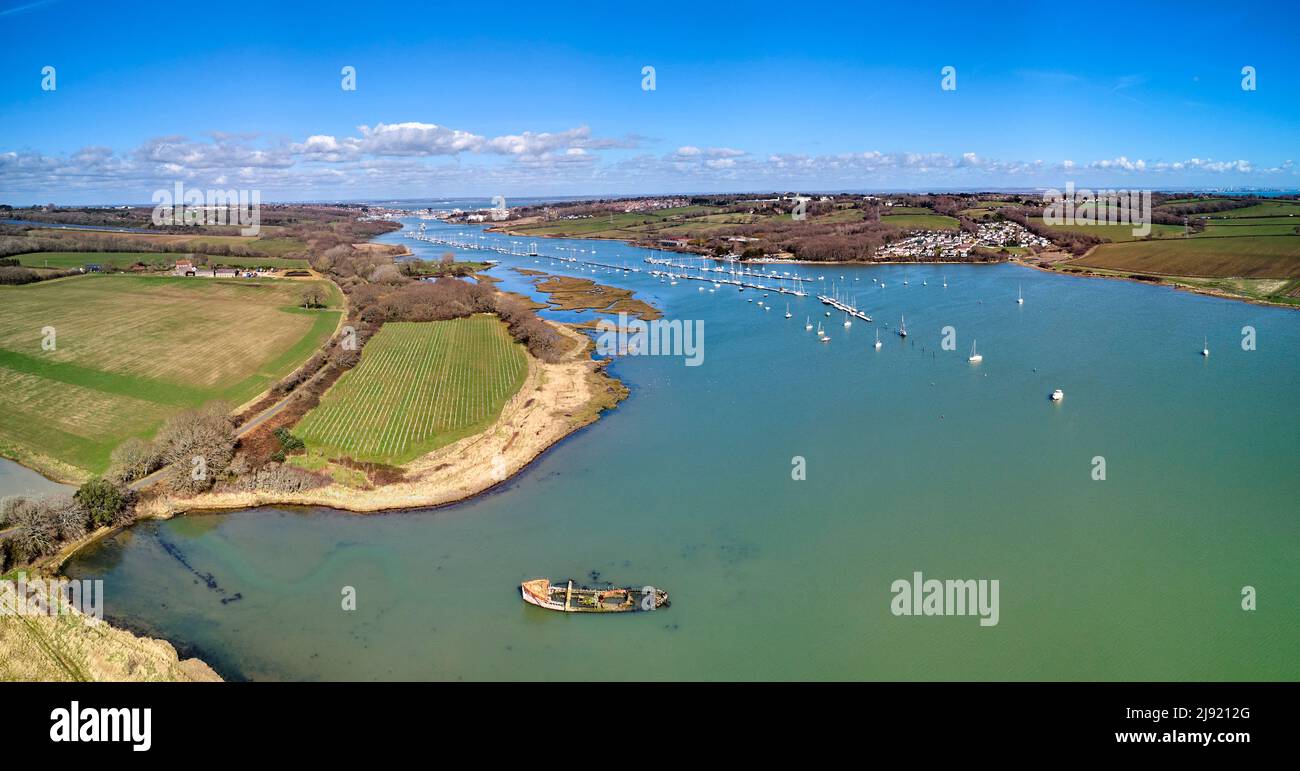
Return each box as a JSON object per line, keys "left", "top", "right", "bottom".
{"left": 1201, "top": 336, "right": 1210, "bottom": 357}
{"left": 843, "top": 313, "right": 852, "bottom": 328}
{"left": 968, "top": 339, "right": 983, "bottom": 363}
{"left": 1017, "top": 285, "right": 1024, "bottom": 305}
{"left": 942, "top": 274, "right": 947, "bottom": 288}
{"left": 805, "top": 316, "right": 813, "bottom": 331}
{"left": 897, "top": 315, "right": 908, "bottom": 338}
{"left": 874, "top": 329, "right": 883, "bottom": 349}
{"left": 785, "top": 304, "right": 793, "bottom": 319}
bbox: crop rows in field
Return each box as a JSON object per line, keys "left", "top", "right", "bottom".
{"left": 295, "top": 315, "right": 528, "bottom": 465}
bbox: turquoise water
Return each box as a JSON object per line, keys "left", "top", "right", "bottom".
{"left": 67, "top": 219, "right": 1300, "bottom": 680}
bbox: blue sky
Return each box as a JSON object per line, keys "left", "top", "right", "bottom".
{"left": 2, "top": 0, "right": 1298, "bottom": 203}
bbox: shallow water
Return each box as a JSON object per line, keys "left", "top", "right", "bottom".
{"left": 0, "top": 457, "right": 74, "bottom": 502}
{"left": 68, "top": 217, "right": 1300, "bottom": 680}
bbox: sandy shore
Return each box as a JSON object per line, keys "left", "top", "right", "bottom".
{"left": 137, "top": 321, "right": 625, "bottom": 517}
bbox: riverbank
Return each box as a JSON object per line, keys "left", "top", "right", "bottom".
{"left": 133, "top": 321, "right": 626, "bottom": 517}
{"left": 0, "top": 571, "right": 221, "bottom": 681}
{"left": 488, "top": 216, "right": 1298, "bottom": 308}
{"left": 1019, "top": 252, "right": 1300, "bottom": 309}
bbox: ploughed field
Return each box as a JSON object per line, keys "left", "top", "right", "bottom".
{"left": 294, "top": 315, "right": 528, "bottom": 466}
{"left": 0, "top": 274, "right": 341, "bottom": 476}
{"left": 1069, "top": 234, "right": 1300, "bottom": 279}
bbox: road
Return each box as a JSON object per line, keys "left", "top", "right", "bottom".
{"left": 127, "top": 366, "right": 327, "bottom": 492}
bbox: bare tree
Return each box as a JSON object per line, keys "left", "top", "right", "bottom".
{"left": 156, "top": 402, "right": 238, "bottom": 494}
{"left": 300, "top": 286, "right": 326, "bottom": 308}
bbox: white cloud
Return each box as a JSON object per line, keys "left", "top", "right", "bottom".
{"left": 1, "top": 122, "right": 1292, "bottom": 201}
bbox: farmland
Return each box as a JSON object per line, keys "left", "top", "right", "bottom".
{"left": 294, "top": 316, "right": 528, "bottom": 465}
{"left": 881, "top": 213, "right": 959, "bottom": 230}
{"left": 498, "top": 204, "right": 883, "bottom": 240}
{"left": 15, "top": 252, "right": 171, "bottom": 269}
{"left": 1067, "top": 234, "right": 1300, "bottom": 279}
{"left": 1198, "top": 201, "right": 1300, "bottom": 219}
{"left": 25, "top": 227, "right": 308, "bottom": 257}
{"left": 14, "top": 251, "right": 312, "bottom": 270}
{"left": 0, "top": 274, "right": 342, "bottom": 477}
{"left": 1030, "top": 217, "right": 1184, "bottom": 242}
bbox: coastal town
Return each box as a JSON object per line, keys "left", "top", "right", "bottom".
{"left": 875, "top": 221, "right": 1052, "bottom": 261}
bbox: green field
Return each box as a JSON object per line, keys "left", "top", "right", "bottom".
{"left": 13, "top": 251, "right": 310, "bottom": 270}
{"left": 0, "top": 274, "right": 341, "bottom": 476}
{"left": 1030, "top": 217, "right": 1184, "bottom": 242}
{"left": 506, "top": 206, "right": 727, "bottom": 239}
{"left": 295, "top": 316, "right": 528, "bottom": 465}
{"left": 1200, "top": 201, "right": 1300, "bottom": 219}
{"left": 1069, "top": 234, "right": 1300, "bottom": 279}
{"left": 14, "top": 252, "right": 171, "bottom": 269}
{"left": 881, "top": 213, "right": 960, "bottom": 230}
{"left": 28, "top": 228, "right": 307, "bottom": 258}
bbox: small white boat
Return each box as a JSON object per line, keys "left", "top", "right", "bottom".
{"left": 1201, "top": 336, "right": 1209, "bottom": 357}
{"left": 874, "top": 329, "right": 882, "bottom": 349}
{"left": 1050, "top": 389, "right": 1064, "bottom": 402}
{"left": 805, "top": 316, "right": 813, "bottom": 331}
{"left": 1017, "top": 285, "right": 1024, "bottom": 305}
{"left": 968, "top": 340, "right": 983, "bottom": 363}
{"left": 843, "top": 313, "right": 852, "bottom": 328}
{"left": 897, "top": 315, "right": 908, "bottom": 338}
{"left": 785, "top": 305, "right": 793, "bottom": 319}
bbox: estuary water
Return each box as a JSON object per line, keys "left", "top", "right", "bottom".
{"left": 67, "top": 216, "right": 1300, "bottom": 680}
